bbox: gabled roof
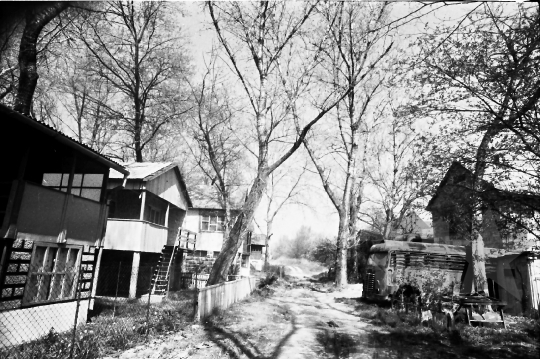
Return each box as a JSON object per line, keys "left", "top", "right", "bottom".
{"left": 425, "top": 161, "right": 473, "bottom": 211}
{"left": 109, "top": 162, "right": 192, "bottom": 207}
{"left": 109, "top": 162, "right": 175, "bottom": 180}
{"left": 0, "top": 103, "right": 128, "bottom": 175}
{"left": 426, "top": 161, "right": 540, "bottom": 212}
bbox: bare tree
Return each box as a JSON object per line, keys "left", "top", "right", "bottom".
{"left": 407, "top": 2, "right": 540, "bottom": 294}
{"left": 8, "top": 2, "right": 69, "bottom": 115}
{"left": 205, "top": 1, "right": 374, "bottom": 285}
{"left": 77, "top": 1, "right": 192, "bottom": 162}
{"left": 257, "top": 164, "right": 309, "bottom": 270}
{"left": 185, "top": 52, "right": 247, "bottom": 245}
{"left": 301, "top": 2, "right": 394, "bottom": 287}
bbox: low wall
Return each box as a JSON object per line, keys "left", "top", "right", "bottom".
{"left": 197, "top": 277, "right": 257, "bottom": 320}
{"left": 0, "top": 300, "right": 89, "bottom": 347}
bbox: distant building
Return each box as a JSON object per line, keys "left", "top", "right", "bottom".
{"left": 183, "top": 186, "right": 251, "bottom": 277}
{"left": 425, "top": 161, "right": 540, "bottom": 250}
{"left": 426, "top": 161, "right": 540, "bottom": 315}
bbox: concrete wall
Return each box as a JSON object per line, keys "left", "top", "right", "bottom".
{"left": 0, "top": 300, "right": 89, "bottom": 347}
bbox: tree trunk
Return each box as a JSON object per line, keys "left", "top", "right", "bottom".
{"left": 335, "top": 212, "right": 348, "bottom": 288}
{"left": 264, "top": 220, "right": 272, "bottom": 271}
{"left": 207, "top": 172, "right": 268, "bottom": 285}
{"left": 14, "top": 3, "right": 69, "bottom": 115}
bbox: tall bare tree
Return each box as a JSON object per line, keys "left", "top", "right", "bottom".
{"left": 78, "top": 1, "right": 192, "bottom": 162}
{"left": 301, "top": 2, "right": 394, "bottom": 287}
{"left": 206, "top": 1, "right": 373, "bottom": 285}
{"left": 185, "top": 52, "right": 247, "bottom": 245}
{"left": 407, "top": 2, "right": 540, "bottom": 294}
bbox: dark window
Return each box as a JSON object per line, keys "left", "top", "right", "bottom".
{"left": 42, "top": 173, "right": 103, "bottom": 201}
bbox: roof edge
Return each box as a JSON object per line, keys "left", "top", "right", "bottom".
{"left": 1, "top": 104, "right": 129, "bottom": 175}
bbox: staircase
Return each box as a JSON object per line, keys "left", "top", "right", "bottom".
{"left": 150, "top": 228, "right": 197, "bottom": 296}
{"left": 151, "top": 245, "right": 181, "bottom": 295}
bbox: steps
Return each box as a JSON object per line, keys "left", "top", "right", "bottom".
{"left": 150, "top": 227, "right": 198, "bottom": 295}
{"left": 150, "top": 245, "right": 180, "bottom": 295}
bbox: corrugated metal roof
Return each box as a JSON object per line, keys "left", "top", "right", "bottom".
{"left": 0, "top": 103, "right": 128, "bottom": 174}
{"left": 109, "top": 162, "right": 174, "bottom": 180}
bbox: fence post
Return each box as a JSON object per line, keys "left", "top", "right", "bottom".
{"left": 113, "top": 262, "right": 121, "bottom": 318}
{"left": 146, "top": 266, "right": 152, "bottom": 339}
{"left": 69, "top": 255, "right": 84, "bottom": 359}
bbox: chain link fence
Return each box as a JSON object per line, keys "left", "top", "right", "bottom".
{"left": 0, "top": 263, "right": 197, "bottom": 359}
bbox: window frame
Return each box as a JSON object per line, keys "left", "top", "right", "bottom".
{"left": 22, "top": 243, "right": 82, "bottom": 306}
{"left": 200, "top": 213, "right": 226, "bottom": 232}
{"left": 42, "top": 173, "right": 104, "bottom": 202}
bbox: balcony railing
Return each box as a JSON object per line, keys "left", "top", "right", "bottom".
{"left": 2, "top": 181, "right": 106, "bottom": 245}
{"left": 104, "top": 219, "right": 169, "bottom": 253}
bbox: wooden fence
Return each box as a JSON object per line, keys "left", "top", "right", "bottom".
{"left": 196, "top": 276, "right": 257, "bottom": 320}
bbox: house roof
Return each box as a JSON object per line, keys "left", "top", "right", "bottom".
{"left": 109, "top": 162, "right": 192, "bottom": 207}
{"left": 109, "top": 162, "right": 175, "bottom": 180}
{"left": 426, "top": 161, "right": 540, "bottom": 212}
{"left": 250, "top": 233, "right": 267, "bottom": 245}
{"left": 0, "top": 103, "right": 128, "bottom": 175}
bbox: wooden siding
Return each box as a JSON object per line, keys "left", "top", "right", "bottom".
{"left": 146, "top": 169, "right": 188, "bottom": 210}
{"left": 103, "top": 219, "right": 168, "bottom": 253}
{"left": 196, "top": 277, "right": 256, "bottom": 320}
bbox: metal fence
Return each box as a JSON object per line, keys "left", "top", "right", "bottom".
{"left": 0, "top": 265, "right": 197, "bottom": 359}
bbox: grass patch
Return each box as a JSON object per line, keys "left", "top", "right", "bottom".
{"left": 0, "top": 295, "right": 196, "bottom": 359}
{"left": 344, "top": 297, "right": 540, "bottom": 359}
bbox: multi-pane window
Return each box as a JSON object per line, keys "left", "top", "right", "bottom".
{"left": 42, "top": 173, "right": 103, "bottom": 202}
{"left": 201, "top": 213, "right": 225, "bottom": 232}
{"left": 23, "top": 244, "right": 81, "bottom": 305}
{"left": 148, "top": 206, "right": 164, "bottom": 226}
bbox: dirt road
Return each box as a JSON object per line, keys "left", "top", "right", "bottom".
{"left": 111, "top": 278, "right": 538, "bottom": 359}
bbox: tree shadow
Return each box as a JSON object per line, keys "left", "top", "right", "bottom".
{"left": 204, "top": 315, "right": 298, "bottom": 359}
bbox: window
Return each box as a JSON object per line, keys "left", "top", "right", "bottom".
{"left": 42, "top": 173, "right": 103, "bottom": 202}
{"left": 201, "top": 213, "right": 225, "bottom": 232}
{"left": 23, "top": 244, "right": 81, "bottom": 305}
{"left": 193, "top": 250, "right": 207, "bottom": 258}
{"left": 147, "top": 205, "right": 164, "bottom": 226}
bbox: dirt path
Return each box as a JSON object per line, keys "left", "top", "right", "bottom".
{"left": 109, "top": 279, "right": 539, "bottom": 359}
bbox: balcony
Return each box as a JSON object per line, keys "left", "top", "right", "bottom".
{"left": 2, "top": 181, "right": 106, "bottom": 245}
{"left": 103, "top": 219, "right": 169, "bottom": 253}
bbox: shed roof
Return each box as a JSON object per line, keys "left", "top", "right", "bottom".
{"left": 109, "top": 162, "right": 175, "bottom": 180}
{"left": 109, "top": 162, "right": 192, "bottom": 207}
{"left": 0, "top": 103, "right": 128, "bottom": 175}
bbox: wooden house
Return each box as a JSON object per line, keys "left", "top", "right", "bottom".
{"left": 0, "top": 104, "right": 129, "bottom": 346}
{"left": 96, "top": 162, "right": 196, "bottom": 298}
{"left": 426, "top": 161, "right": 540, "bottom": 315}
{"left": 183, "top": 187, "right": 250, "bottom": 277}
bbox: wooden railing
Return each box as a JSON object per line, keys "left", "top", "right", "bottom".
{"left": 196, "top": 276, "right": 257, "bottom": 320}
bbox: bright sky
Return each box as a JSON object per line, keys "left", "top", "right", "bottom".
{"left": 175, "top": 1, "right": 499, "bottom": 243}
